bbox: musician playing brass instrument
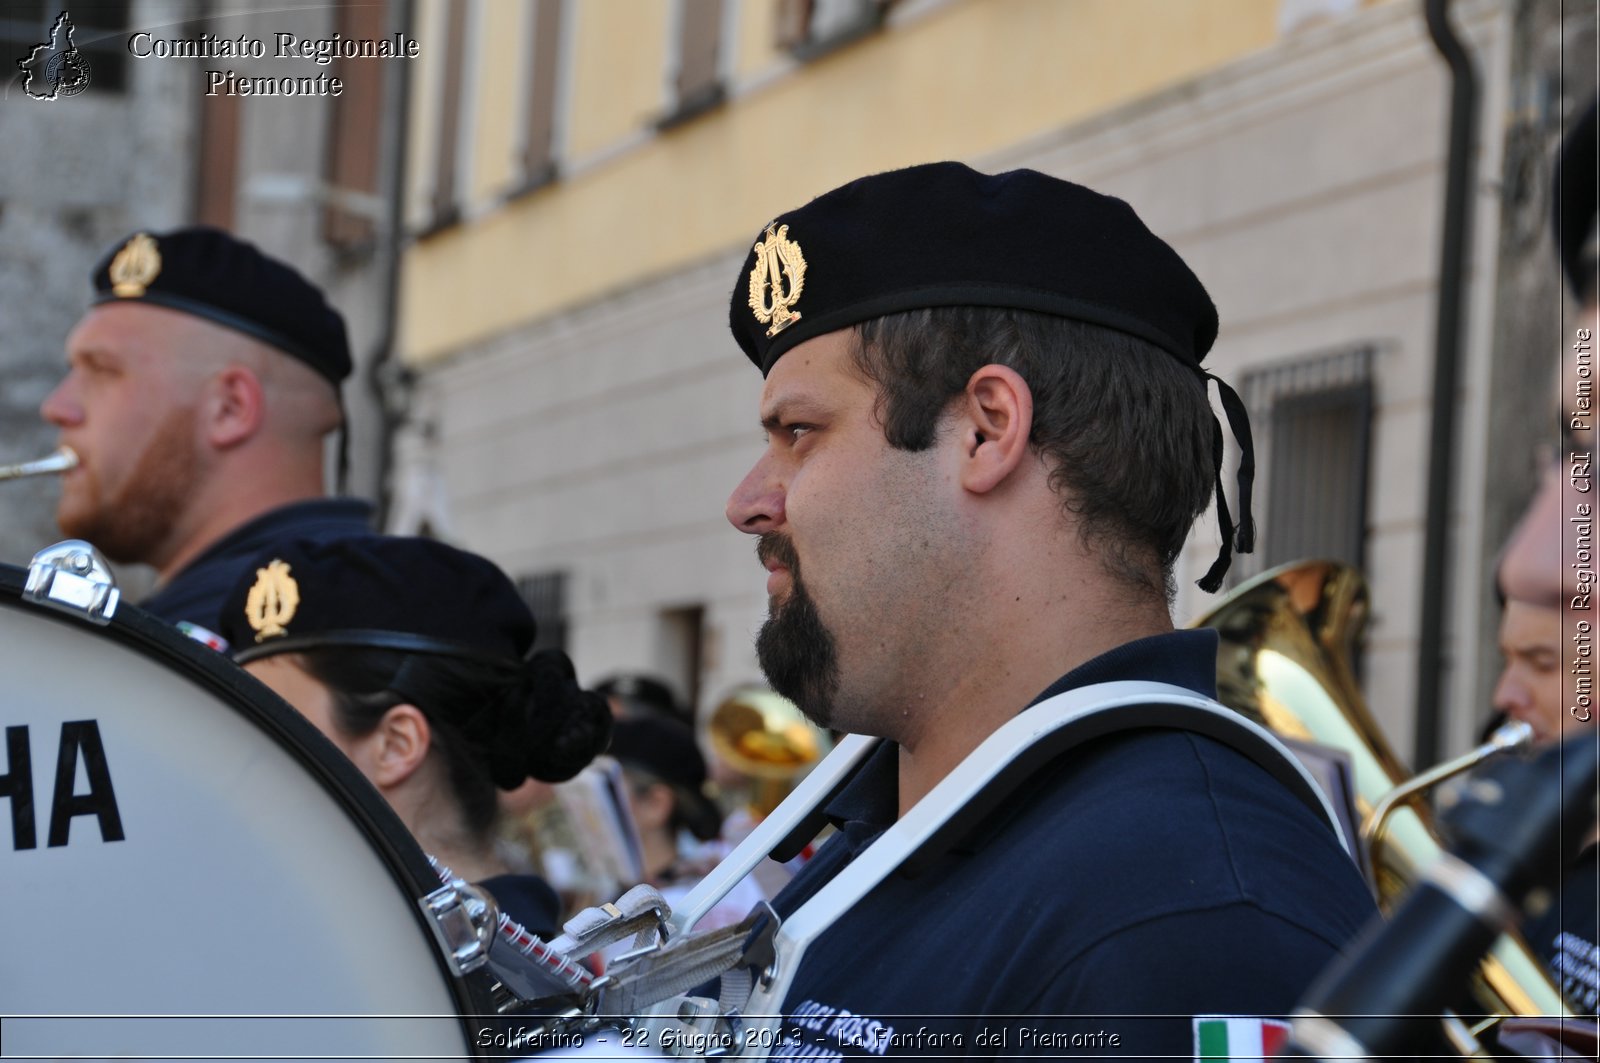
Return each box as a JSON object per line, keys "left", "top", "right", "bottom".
{"left": 38, "top": 228, "right": 371, "bottom": 641}
{"left": 719, "top": 164, "right": 1375, "bottom": 1059}
{"left": 1494, "top": 98, "right": 1600, "bottom": 1015}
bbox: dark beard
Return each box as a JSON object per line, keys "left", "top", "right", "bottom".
{"left": 754, "top": 532, "right": 840, "bottom": 730}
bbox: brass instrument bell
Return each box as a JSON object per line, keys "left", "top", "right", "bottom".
{"left": 1195, "top": 559, "right": 1568, "bottom": 1020}
{"left": 706, "top": 685, "right": 831, "bottom": 816}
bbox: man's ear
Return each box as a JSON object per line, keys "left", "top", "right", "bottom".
{"left": 202, "top": 365, "right": 266, "bottom": 449}
{"left": 958, "top": 364, "right": 1034, "bottom": 494}
{"left": 361, "top": 703, "right": 433, "bottom": 790}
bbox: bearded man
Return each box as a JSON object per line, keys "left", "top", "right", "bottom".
{"left": 722, "top": 163, "right": 1375, "bottom": 1059}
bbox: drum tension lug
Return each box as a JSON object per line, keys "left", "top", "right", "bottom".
{"left": 25, "top": 540, "right": 120, "bottom": 626}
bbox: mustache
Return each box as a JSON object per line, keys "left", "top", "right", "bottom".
{"left": 756, "top": 532, "right": 799, "bottom": 574}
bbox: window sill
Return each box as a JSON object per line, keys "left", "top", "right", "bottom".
{"left": 787, "top": 12, "right": 885, "bottom": 63}
{"left": 656, "top": 83, "right": 727, "bottom": 132}
{"left": 506, "top": 162, "right": 559, "bottom": 203}
{"left": 413, "top": 205, "right": 462, "bottom": 241}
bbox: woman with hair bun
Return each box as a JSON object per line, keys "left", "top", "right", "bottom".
{"left": 218, "top": 535, "right": 612, "bottom": 937}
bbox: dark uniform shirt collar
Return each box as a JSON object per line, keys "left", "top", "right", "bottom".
{"left": 817, "top": 628, "right": 1221, "bottom": 835}
{"left": 1029, "top": 627, "right": 1219, "bottom": 705}
{"left": 157, "top": 498, "right": 373, "bottom": 587}
{"left": 138, "top": 497, "right": 374, "bottom": 631}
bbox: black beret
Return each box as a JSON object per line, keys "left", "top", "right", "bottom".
{"left": 219, "top": 536, "right": 535, "bottom": 666}
{"left": 91, "top": 226, "right": 352, "bottom": 386}
{"left": 1556, "top": 99, "right": 1598, "bottom": 300}
{"left": 730, "top": 161, "right": 1218, "bottom": 375}
{"left": 610, "top": 716, "right": 709, "bottom": 792}
{"left": 610, "top": 715, "right": 723, "bottom": 840}
{"left": 594, "top": 673, "right": 691, "bottom": 725}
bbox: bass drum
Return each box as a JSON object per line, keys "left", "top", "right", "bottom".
{"left": 0, "top": 563, "right": 492, "bottom": 1060}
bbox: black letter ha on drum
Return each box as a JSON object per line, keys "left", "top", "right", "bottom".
{"left": 0, "top": 721, "right": 124, "bottom": 851}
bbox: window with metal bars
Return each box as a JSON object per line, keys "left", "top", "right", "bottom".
{"left": 1234, "top": 345, "right": 1375, "bottom": 585}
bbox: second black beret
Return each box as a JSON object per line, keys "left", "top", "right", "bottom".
{"left": 219, "top": 535, "right": 535, "bottom": 667}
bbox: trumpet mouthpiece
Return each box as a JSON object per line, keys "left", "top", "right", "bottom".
{"left": 0, "top": 446, "right": 79, "bottom": 481}
{"left": 1485, "top": 719, "right": 1534, "bottom": 753}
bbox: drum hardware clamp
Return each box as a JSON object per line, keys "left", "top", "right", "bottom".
{"left": 424, "top": 864, "right": 598, "bottom": 1006}
{"left": 420, "top": 877, "right": 497, "bottom": 978}
{"left": 25, "top": 540, "right": 120, "bottom": 625}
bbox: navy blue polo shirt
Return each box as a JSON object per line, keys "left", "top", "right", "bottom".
{"left": 139, "top": 498, "right": 374, "bottom": 637}
{"left": 767, "top": 629, "right": 1376, "bottom": 1060}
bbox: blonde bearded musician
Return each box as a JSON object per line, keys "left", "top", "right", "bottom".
{"left": 41, "top": 228, "right": 371, "bottom": 640}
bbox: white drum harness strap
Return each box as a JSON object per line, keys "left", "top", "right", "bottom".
{"left": 501, "top": 681, "right": 1348, "bottom": 1057}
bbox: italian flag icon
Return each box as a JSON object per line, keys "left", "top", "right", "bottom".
{"left": 1193, "top": 1015, "right": 1291, "bottom": 1061}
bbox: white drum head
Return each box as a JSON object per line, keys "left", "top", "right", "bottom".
{"left": 0, "top": 567, "right": 485, "bottom": 1060}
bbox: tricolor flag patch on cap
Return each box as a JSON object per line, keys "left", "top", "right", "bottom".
{"left": 1193, "top": 1015, "right": 1290, "bottom": 1062}
{"left": 175, "top": 621, "right": 229, "bottom": 654}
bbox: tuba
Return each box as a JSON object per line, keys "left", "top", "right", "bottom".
{"left": 706, "top": 685, "right": 832, "bottom": 818}
{"left": 1194, "top": 559, "right": 1569, "bottom": 1018}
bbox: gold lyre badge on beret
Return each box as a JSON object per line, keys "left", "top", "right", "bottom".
{"left": 108, "top": 233, "right": 162, "bottom": 298}
{"left": 748, "top": 223, "right": 806, "bottom": 338}
{"left": 245, "top": 559, "right": 300, "bottom": 642}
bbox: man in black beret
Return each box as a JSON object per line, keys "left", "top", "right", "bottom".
{"left": 39, "top": 227, "right": 372, "bottom": 640}
{"left": 721, "top": 162, "right": 1375, "bottom": 1057}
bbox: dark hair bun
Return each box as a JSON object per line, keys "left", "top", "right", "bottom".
{"left": 488, "top": 648, "right": 612, "bottom": 786}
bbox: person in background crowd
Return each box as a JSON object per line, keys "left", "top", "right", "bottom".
{"left": 218, "top": 535, "right": 612, "bottom": 937}
{"left": 41, "top": 227, "right": 370, "bottom": 641}
{"left": 611, "top": 714, "right": 767, "bottom": 932}
{"left": 595, "top": 673, "right": 696, "bottom": 728}
{"left": 593, "top": 674, "right": 814, "bottom": 903}
{"left": 1491, "top": 571, "right": 1571, "bottom": 746}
